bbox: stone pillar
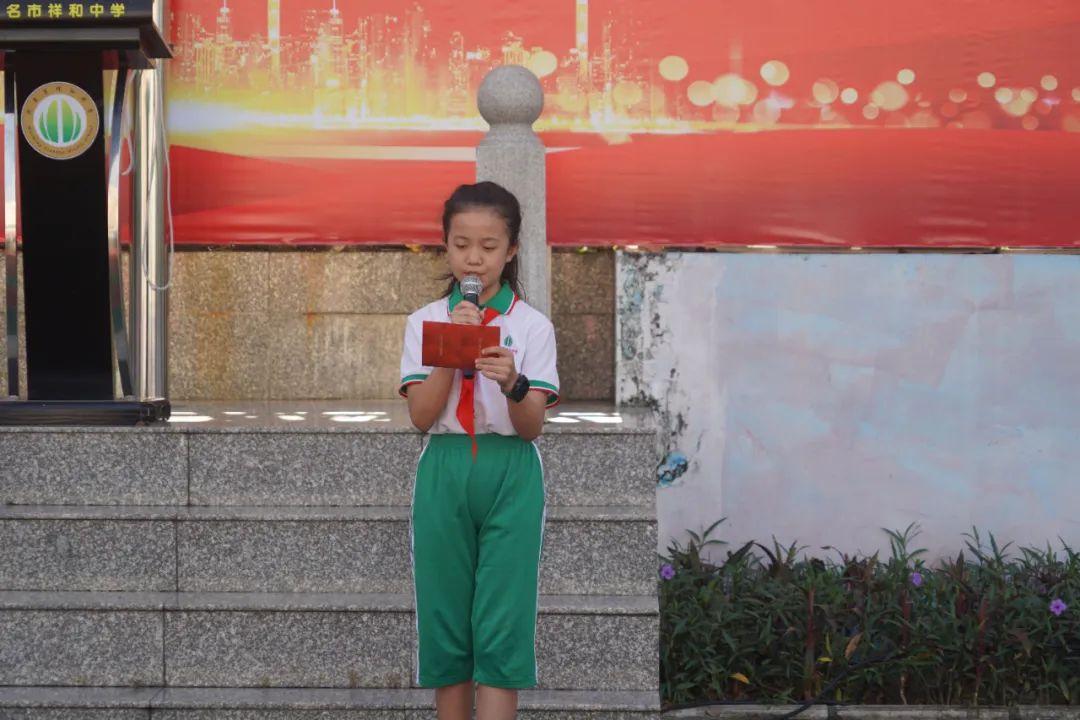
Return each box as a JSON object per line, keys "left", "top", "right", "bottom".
{"left": 475, "top": 65, "right": 550, "bottom": 317}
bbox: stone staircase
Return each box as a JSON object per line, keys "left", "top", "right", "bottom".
{"left": 0, "top": 402, "right": 660, "bottom": 718}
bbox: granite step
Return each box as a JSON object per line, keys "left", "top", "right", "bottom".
{"left": 0, "top": 686, "right": 661, "bottom": 719}
{"left": 0, "top": 504, "right": 657, "bottom": 596}
{"left": 0, "top": 424, "right": 656, "bottom": 508}
{"left": 0, "top": 591, "right": 658, "bottom": 692}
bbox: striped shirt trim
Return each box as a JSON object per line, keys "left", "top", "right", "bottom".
{"left": 529, "top": 380, "right": 560, "bottom": 408}
{"left": 398, "top": 373, "right": 429, "bottom": 397}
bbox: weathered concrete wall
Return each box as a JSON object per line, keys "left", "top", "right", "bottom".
{"left": 619, "top": 251, "right": 1080, "bottom": 558}
{"left": 166, "top": 248, "right": 613, "bottom": 401}
{"left": 1, "top": 249, "right": 614, "bottom": 402}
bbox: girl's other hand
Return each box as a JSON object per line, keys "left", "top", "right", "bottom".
{"left": 475, "top": 346, "right": 517, "bottom": 392}
{"left": 450, "top": 301, "right": 482, "bottom": 326}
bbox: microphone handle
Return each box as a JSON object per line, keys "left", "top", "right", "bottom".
{"left": 463, "top": 292, "right": 480, "bottom": 380}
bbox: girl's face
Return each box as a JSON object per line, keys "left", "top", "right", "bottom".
{"left": 445, "top": 208, "right": 517, "bottom": 297}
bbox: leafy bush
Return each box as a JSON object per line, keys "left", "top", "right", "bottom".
{"left": 659, "top": 522, "right": 1080, "bottom": 709}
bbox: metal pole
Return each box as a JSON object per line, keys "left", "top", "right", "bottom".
{"left": 3, "top": 69, "right": 18, "bottom": 399}
{"left": 130, "top": 0, "right": 170, "bottom": 402}
{"left": 108, "top": 58, "right": 134, "bottom": 399}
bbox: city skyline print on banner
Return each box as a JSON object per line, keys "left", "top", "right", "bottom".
{"left": 156, "top": 1, "right": 1080, "bottom": 246}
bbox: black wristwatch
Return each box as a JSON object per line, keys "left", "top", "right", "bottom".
{"left": 503, "top": 373, "right": 530, "bottom": 403}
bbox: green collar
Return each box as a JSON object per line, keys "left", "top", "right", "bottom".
{"left": 448, "top": 280, "right": 516, "bottom": 314}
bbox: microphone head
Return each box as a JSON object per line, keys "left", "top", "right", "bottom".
{"left": 461, "top": 275, "right": 483, "bottom": 303}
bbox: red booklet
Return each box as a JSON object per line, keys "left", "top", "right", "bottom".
{"left": 422, "top": 321, "right": 501, "bottom": 370}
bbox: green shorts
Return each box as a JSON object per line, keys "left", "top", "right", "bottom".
{"left": 411, "top": 433, "right": 545, "bottom": 689}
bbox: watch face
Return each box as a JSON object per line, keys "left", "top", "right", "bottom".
{"left": 511, "top": 375, "right": 529, "bottom": 402}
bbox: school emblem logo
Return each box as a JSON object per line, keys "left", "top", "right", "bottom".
{"left": 21, "top": 82, "right": 100, "bottom": 161}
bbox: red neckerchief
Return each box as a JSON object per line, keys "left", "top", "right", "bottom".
{"left": 455, "top": 306, "right": 501, "bottom": 460}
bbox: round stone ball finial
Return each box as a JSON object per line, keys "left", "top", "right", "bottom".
{"left": 478, "top": 65, "right": 544, "bottom": 127}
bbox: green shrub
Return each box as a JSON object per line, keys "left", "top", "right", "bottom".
{"left": 659, "top": 522, "right": 1080, "bottom": 709}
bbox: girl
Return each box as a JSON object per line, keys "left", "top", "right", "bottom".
{"left": 398, "top": 181, "right": 559, "bottom": 720}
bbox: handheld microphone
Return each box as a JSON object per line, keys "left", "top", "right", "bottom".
{"left": 461, "top": 275, "right": 483, "bottom": 379}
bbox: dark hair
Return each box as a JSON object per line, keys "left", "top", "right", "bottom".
{"left": 440, "top": 181, "right": 526, "bottom": 300}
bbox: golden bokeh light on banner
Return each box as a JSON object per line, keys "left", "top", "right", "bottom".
{"left": 871, "top": 81, "right": 909, "bottom": 112}
{"left": 527, "top": 50, "right": 558, "bottom": 78}
{"left": 812, "top": 79, "right": 840, "bottom": 105}
{"left": 687, "top": 80, "right": 714, "bottom": 107}
{"left": 659, "top": 55, "right": 689, "bottom": 82}
{"left": 713, "top": 73, "right": 757, "bottom": 108}
{"left": 760, "top": 60, "right": 790, "bottom": 87}
{"left": 141, "top": 0, "right": 1080, "bottom": 249}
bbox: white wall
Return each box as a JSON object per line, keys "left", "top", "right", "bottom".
{"left": 618, "top": 251, "right": 1080, "bottom": 559}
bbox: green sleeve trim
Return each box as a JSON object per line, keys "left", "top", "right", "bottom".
{"left": 528, "top": 380, "right": 560, "bottom": 408}
{"left": 398, "top": 374, "right": 429, "bottom": 397}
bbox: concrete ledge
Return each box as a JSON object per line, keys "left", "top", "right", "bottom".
{"left": 187, "top": 430, "right": 419, "bottom": 507}
{"left": 0, "top": 505, "right": 656, "bottom": 595}
{"left": 665, "top": 708, "right": 827, "bottom": 720}
{"left": 0, "top": 686, "right": 660, "bottom": 714}
{"left": 161, "top": 608, "right": 655, "bottom": 690}
{"left": 0, "top": 516, "right": 175, "bottom": 592}
{"left": 0, "top": 686, "right": 163, "bottom": 708}
{"left": 12, "top": 691, "right": 1074, "bottom": 720}
{"left": 0, "top": 590, "right": 657, "bottom": 614}
{"left": 0, "top": 609, "right": 163, "bottom": 686}
{"left": 0, "top": 591, "right": 658, "bottom": 691}
{"left": 0, "top": 505, "right": 647, "bottom": 521}
{"left": 0, "top": 403, "right": 657, "bottom": 508}
{"left": 0, "top": 431, "right": 187, "bottom": 505}
{"left": 0, "top": 709, "right": 149, "bottom": 719}
{"left": 663, "top": 705, "right": 1064, "bottom": 719}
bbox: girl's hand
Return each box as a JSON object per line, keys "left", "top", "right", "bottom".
{"left": 450, "top": 301, "right": 482, "bottom": 326}
{"left": 474, "top": 346, "right": 517, "bottom": 393}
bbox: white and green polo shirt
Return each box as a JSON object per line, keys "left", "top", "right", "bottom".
{"left": 399, "top": 281, "right": 560, "bottom": 435}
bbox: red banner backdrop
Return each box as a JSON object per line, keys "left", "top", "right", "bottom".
{"left": 21, "top": 1, "right": 1080, "bottom": 247}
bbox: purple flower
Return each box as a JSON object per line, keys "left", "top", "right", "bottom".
{"left": 1050, "top": 598, "right": 1068, "bottom": 616}
{"left": 660, "top": 564, "right": 676, "bottom": 581}
{"left": 910, "top": 571, "right": 924, "bottom": 588}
